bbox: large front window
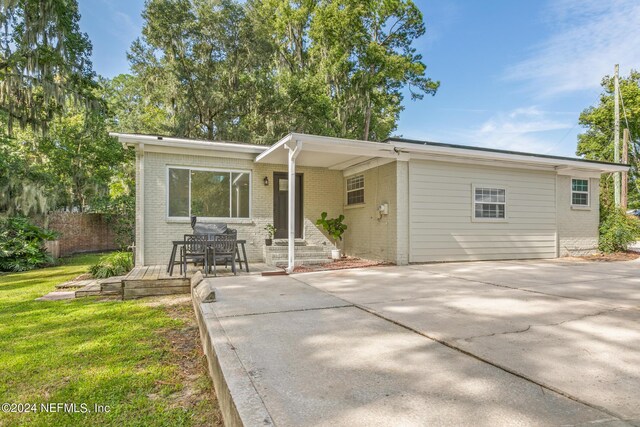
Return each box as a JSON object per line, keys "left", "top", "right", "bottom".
{"left": 168, "top": 167, "right": 250, "bottom": 219}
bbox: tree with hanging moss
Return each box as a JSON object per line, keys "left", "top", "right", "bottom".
{"left": 0, "top": 0, "right": 100, "bottom": 133}
{"left": 129, "top": 0, "right": 438, "bottom": 143}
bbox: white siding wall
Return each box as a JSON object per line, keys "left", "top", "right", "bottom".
{"left": 408, "top": 160, "right": 557, "bottom": 262}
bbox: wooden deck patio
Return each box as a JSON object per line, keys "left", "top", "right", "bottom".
{"left": 120, "top": 263, "right": 273, "bottom": 300}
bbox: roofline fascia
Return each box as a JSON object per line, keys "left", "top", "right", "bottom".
{"left": 390, "top": 141, "right": 628, "bottom": 173}
{"left": 109, "top": 133, "right": 269, "bottom": 154}
{"left": 388, "top": 138, "right": 629, "bottom": 171}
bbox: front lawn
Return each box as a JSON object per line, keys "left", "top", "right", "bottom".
{"left": 0, "top": 253, "right": 221, "bottom": 427}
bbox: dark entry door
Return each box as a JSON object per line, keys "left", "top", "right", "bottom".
{"left": 273, "top": 172, "right": 303, "bottom": 239}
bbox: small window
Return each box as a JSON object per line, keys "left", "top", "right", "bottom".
{"left": 474, "top": 187, "right": 506, "bottom": 219}
{"left": 346, "top": 175, "right": 365, "bottom": 205}
{"left": 571, "top": 179, "right": 589, "bottom": 206}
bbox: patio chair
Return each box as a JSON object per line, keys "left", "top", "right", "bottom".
{"left": 181, "top": 234, "right": 208, "bottom": 277}
{"left": 208, "top": 233, "right": 237, "bottom": 277}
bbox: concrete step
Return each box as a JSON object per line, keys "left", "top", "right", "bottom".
{"left": 274, "top": 258, "right": 330, "bottom": 267}
{"left": 272, "top": 239, "right": 307, "bottom": 246}
{"left": 267, "top": 251, "right": 327, "bottom": 259}
{"left": 265, "top": 246, "right": 325, "bottom": 253}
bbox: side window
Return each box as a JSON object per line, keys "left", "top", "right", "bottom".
{"left": 346, "top": 175, "right": 365, "bottom": 205}
{"left": 571, "top": 179, "right": 589, "bottom": 206}
{"left": 474, "top": 187, "right": 506, "bottom": 219}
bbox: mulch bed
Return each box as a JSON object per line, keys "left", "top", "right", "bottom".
{"left": 575, "top": 251, "right": 640, "bottom": 262}
{"left": 292, "top": 257, "right": 390, "bottom": 273}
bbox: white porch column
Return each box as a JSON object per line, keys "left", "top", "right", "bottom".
{"left": 285, "top": 140, "right": 302, "bottom": 273}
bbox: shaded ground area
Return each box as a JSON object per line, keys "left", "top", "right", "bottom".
{"left": 0, "top": 254, "right": 221, "bottom": 427}
{"left": 202, "top": 258, "right": 640, "bottom": 426}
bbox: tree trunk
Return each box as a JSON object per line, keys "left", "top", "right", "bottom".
{"left": 363, "top": 95, "right": 372, "bottom": 141}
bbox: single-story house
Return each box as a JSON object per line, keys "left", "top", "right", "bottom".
{"left": 110, "top": 132, "right": 628, "bottom": 272}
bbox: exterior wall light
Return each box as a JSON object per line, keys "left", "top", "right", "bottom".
{"left": 263, "top": 176, "right": 269, "bottom": 186}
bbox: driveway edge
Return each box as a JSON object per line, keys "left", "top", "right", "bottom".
{"left": 192, "top": 281, "right": 274, "bottom": 427}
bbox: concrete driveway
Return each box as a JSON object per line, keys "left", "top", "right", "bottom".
{"left": 199, "top": 259, "right": 640, "bottom": 426}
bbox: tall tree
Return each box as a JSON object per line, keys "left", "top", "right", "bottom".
{"left": 250, "top": 0, "right": 439, "bottom": 140}
{"left": 129, "top": 0, "right": 269, "bottom": 141}
{"left": 0, "top": 0, "right": 99, "bottom": 133}
{"left": 577, "top": 71, "right": 640, "bottom": 208}
{"left": 131, "top": 0, "right": 438, "bottom": 143}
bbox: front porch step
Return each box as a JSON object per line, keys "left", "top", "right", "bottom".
{"left": 264, "top": 243, "right": 330, "bottom": 266}
{"left": 272, "top": 239, "right": 307, "bottom": 246}
{"left": 267, "top": 251, "right": 327, "bottom": 260}
{"left": 274, "top": 258, "right": 330, "bottom": 267}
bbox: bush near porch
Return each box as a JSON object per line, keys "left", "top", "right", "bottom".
{"left": 0, "top": 253, "right": 221, "bottom": 427}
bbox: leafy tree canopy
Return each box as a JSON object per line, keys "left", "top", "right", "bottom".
{"left": 128, "top": 0, "right": 439, "bottom": 143}
{"left": 577, "top": 71, "right": 640, "bottom": 208}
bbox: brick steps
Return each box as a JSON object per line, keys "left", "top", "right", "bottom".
{"left": 264, "top": 242, "right": 330, "bottom": 266}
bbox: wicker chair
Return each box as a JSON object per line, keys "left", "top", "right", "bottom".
{"left": 181, "top": 234, "right": 208, "bottom": 277}
{"left": 209, "top": 233, "right": 237, "bottom": 276}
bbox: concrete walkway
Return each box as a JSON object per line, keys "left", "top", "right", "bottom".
{"left": 196, "top": 259, "right": 640, "bottom": 426}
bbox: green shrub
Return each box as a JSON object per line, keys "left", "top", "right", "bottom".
{"left": 315, "top": 212, "right": 347, "bottom": 245}
{"left": 90, "top": 251, "right": 134, "bottom": 278}
{"left": 599, "top": 207, "right": 640, "bottom": 253}
{"left": 0, "top": 216, "right": 58, "bottom": 272}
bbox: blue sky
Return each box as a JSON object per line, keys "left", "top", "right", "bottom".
{"left": 78, "top": 0, "right": 640, "bottom": 157}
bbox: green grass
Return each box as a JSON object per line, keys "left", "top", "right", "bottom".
{"left": 0, "top": 253, "right": 215, "bottom": 427}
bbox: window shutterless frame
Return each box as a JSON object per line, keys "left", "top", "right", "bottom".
{"left": 166, "top": 166, "right": 252, "bottom": 220}
{"left": 471, "top": 184, "right": 508, "bottom": 222}
{"left": 345, "top": 174, "right": 365, "bottom": 205}
{"left": 570, "top": 178, "right": 590, "bottom": 207}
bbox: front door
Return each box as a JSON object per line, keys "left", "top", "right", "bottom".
{"left": 273, "top": 172, "right": 303, "bottom": 239}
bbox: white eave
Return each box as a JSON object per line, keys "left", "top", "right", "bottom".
{"left": 390, "top": 140, "right": 628, "bottom": 174}
{"left": 254, "top": 133, "right": 403, "bottom": 171}
{"left": 109, "top": 133, "right": 269, "bottom": 156}
{"left": 110, "top": 132, "right": 628, "bottom": 175}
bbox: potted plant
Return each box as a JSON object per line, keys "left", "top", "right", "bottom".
{"left": 264, "top": 224, "right": 276, "bottom": 246}
{"left": 315, "top": 212, "right": 347, "bottom": 260}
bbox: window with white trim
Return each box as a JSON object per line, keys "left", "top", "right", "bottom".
{"left": 474, "top": 187, "right": 506, "bottom": 219}
{"left": 346, "top": 175, "right": 365, "bottom": 205}
{"left": 571, "top": 178, "right": 589, "bottom": 206}
{"left": 168, "top": 167, "right": 251, "bottom": 219}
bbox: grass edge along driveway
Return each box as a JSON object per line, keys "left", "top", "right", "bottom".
{"left": 0, "top": 253, "right": 221, "bottom": 427}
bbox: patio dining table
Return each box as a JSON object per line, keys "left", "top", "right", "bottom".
{"left": 167, "top": 238, "right": 249, "bottom": 276}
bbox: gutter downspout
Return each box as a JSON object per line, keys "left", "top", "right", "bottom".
{"left": 285, "top": 140, "right": 302, "bottom": 273}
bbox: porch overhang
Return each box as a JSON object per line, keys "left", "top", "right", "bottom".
{"left": 254, "top": 133, "right": 403, "bottom": 170}
{"left": 256, "top": 133, "right": 407, "bottom": 274}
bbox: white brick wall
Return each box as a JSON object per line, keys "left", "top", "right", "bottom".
{"left": 556, "top": 175, "right": 600, "bottom": 256}
{"left": 342, "top": 162, "right": 399, "bottom": 263}
{"left": 139, "top": 151, "right": 343, "bottom": 265}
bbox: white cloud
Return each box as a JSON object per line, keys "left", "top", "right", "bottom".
{"left": 406, "top": 107, "right": 575, "bottom": 155}
{"left": 505, "top": 0, "right": 640, "bottom": 96}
